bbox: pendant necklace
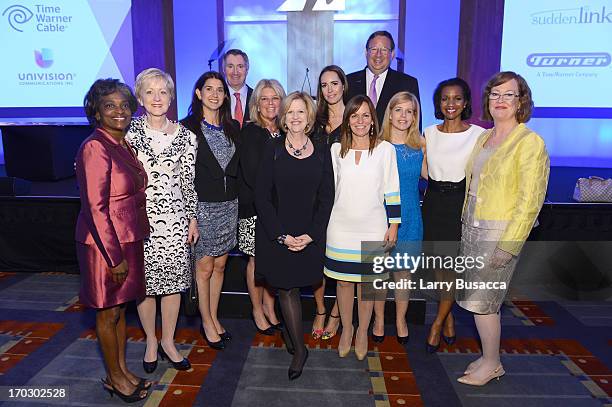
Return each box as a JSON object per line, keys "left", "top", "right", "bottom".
{"left": 287, "top": 136, "right": 309, "bottom": 157}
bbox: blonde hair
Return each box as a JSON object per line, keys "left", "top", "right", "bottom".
{"left": 381, "top": 91, "right": 421, "bottom": 149}
{"left": 248, "top": 79, "right": 286, "bottom": 128}
{"left": 134, "top": 68, "right": 175, "bottom": 101}
{"left": 278, "top": 91, "right": 316, "bottom": 135}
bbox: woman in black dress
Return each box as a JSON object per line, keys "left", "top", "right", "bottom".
{"left": 255, "top": 91, "right": 334, "bottom": 380}
{"left": 310, "top": 65, "right": 347, "bottom": 340}
{"left": 238, "top": 79, "right": 286, "bottom": 334}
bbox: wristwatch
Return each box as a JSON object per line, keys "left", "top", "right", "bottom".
{"left": 277, "top": 234, "right": 287, "bottom": 245}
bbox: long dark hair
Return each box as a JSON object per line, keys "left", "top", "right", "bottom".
{"left": 315, "top": 65, "right": 348, "bottom": 133}
{"left": 339, "top": 95, "right": 379, "bottom": 158}
{"left": 187, "top": 71, "right": 238, "bottom": 143}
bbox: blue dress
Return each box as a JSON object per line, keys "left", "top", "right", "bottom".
{"left": 393, "top": 143, "right": 423, "bottom": 244}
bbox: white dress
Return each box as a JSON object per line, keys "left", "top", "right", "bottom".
{"left": 126, "top": 116, "right": 198, "bottom": 295}
{"left": 324, "top": 141, "right": 401, "bottom": 283}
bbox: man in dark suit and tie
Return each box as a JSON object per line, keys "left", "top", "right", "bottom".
{"left": 346, "top": 31, "right": 421, "bottom": 129}
{"left": 223, "top": 49, "right": 253, "bottom": 127}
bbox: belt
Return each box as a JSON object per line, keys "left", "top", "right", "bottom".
{"left": 427, "top": 178, "right": 466, "bottom": 192}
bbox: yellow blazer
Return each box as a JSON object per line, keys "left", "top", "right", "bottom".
{"left": 463, "top": 123, "right": 550, "bottom": 256}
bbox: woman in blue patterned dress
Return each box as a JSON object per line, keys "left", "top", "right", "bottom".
{"left": 373, "top": 92, "right": 425, "bottom": 344}
{"left": 181, "top": 71, "right": 240, "bottom": 350}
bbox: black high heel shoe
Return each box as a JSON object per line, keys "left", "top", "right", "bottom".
{"left": 372, "top": 334, "right": 385, "bottom": 343}
{"left": 143, "top": 358, "right": 158, "bottom": 374}
{"left": 200, "top": 326, "right": 225, "bottom": 350}
{"left": 158, "top": 343, "right": 191, "bottom": 370}
{"left": 252, "top": 315, "right": 275, "bottom": 336}
{"left": 219, "top": 330, "right": 232, "bottom": 342}
{"left": 288, "top": 347, "right": 309, "bottom": 380}
{"left": 101, "top": 378, "right": 148, "bottom": 403}
{"left": 396, "top": 335, "right": 409, "bottom": 345}
{"left": 442, "top": 334, "right": 456, "bottom": 345}
{"left": 265, "top": 315, "right": 284, "bottom": 331}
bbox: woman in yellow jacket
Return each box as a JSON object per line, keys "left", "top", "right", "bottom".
{"left": 456, "top": 71, "right": 549, "bottom": 386}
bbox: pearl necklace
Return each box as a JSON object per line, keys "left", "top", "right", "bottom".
{"left": 146, "top": 117, "right": 170, "bottom": 134}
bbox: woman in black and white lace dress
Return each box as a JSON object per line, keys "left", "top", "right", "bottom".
{"left": 127, "top": 68, "right": 198, "bottom": 373}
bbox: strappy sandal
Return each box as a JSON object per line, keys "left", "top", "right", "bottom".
{"left": 312, "top": 311, "right": 326, "bottom": 339}
{"left": 322, "top": 314, "right": 340, "bottom": 340}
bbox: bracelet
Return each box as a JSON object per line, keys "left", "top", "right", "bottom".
{"left": 277, "top": 234, "right": 287, "bottom": 245}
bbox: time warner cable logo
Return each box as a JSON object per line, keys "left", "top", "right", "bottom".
{"left": 2, "top": 4, "right": 33, "bottom": 32}
{"left": 527, "top": 52, "right": 611, "bottom": 67}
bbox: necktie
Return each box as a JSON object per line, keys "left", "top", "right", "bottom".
{"left": 234, "top": 92, "right": 243, "bottom": 127}
{"left": 368, "top": 74, "right": 379, "bottom": 106}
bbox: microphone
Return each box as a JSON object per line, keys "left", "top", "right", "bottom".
{"left": 301, "top": 67, "right": 312, "bottom": 96}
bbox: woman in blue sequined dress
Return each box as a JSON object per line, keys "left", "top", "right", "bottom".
{"left": 373, "top": 91, "right": 426, "bottom": 344}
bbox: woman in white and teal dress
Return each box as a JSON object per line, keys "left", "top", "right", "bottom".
{"left": 324, "top": 95, "right": 401, "bottom": 360}
{"left": 372, "top": 91, "right": 426, "bottom": 345}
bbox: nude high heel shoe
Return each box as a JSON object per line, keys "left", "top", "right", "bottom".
{"left": 338, "top": 325, "right": 354, "bottom": 358}
{"left": 457, "top": 365, "right": 505, "bottom": 386}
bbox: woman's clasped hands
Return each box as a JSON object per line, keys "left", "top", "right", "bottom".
{"left": 283, "top": 234, "right": 313, "bottom": 252}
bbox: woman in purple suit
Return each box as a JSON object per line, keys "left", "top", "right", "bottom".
{"left": 76, "top": 79, "right": 150, "bottom": 402}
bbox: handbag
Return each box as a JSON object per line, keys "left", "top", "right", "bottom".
{"left": 572, "top": 176, "right": 612, "bottom": 202}
{"left": 182, "top": 244, "right": 199, "bottom": 316}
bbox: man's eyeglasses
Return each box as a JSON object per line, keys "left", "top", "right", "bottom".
{"left": 367, "top": 47, "right": 392, "bottom": 56}
{"left": 488, "top": 92, "right": 519, "bottom": 102}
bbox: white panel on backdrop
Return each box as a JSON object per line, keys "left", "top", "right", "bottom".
{"left": 501, "top": 0, "right": 612, "bottom": 110}
{"left": 0, "top": 0, "right": 133, "bottom": 113}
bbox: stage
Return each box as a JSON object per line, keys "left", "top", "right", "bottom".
{"left": 1, "top": 164, "right": 610, "bottom": 274}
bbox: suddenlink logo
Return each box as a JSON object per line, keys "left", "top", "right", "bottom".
{"left": 531, "top": 6, "right": 612, "bottom": 25}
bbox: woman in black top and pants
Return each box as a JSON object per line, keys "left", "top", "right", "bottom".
{"left": 255, "top": 92, "right": 334, "bottom": 380}
{"left": 181, "top": 71, "right": 240, "bottom": 350}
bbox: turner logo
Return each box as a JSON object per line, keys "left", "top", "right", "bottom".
{"left": 2, "top": 4, "right": 33, "bottom": 32}
{"left": 527, "top": 52, "right": 611, "bottom": 67}
{"left": 35, "top": 48, "right": 53, "bottom": 68}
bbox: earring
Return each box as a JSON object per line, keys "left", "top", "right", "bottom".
{"left": 369, "top": 124, "right": 373, "bottom": 136}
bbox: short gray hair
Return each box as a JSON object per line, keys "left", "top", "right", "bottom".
{"left": 134, "top": 68, "right": 176, "bottom": 101}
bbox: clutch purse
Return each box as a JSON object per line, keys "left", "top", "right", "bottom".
{"left": 182, "top": 244, "right": 199, "bottom": 316}
{"left": 572, "top": 176, "right": 612, "bottom": 202}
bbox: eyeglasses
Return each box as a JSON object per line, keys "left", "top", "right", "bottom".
{"left": 367, "top": 47, "right": 392, "bottom": 56}
{"left": 488, "top": 92, "right": 519, "bottom": 102}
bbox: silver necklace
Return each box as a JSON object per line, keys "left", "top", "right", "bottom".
{"left": 286, "top": 136, "right": 309, "bottom": 156}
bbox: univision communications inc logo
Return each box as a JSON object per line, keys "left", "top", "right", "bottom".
{"left": 35, "top": 48, "right": 53, "bottom": 68}
{"left": 526, "top": 52, "right": 611, "bottom": 67}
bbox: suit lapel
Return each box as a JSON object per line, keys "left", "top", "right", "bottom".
{"left": 376, "top": 69, "right": 397, "bottom": 119}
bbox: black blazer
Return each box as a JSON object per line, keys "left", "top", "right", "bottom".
{"left": 238, "top": 122, "right": 274, "bottom": 218}
{"left": 181, "top": 114, "right": 241, "bottom": 202}
{"left": 346, "top": 68, "right": 421, "bottom": 130}
{"left": 243, "top": 85, "right": 254, "bottom": 122}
